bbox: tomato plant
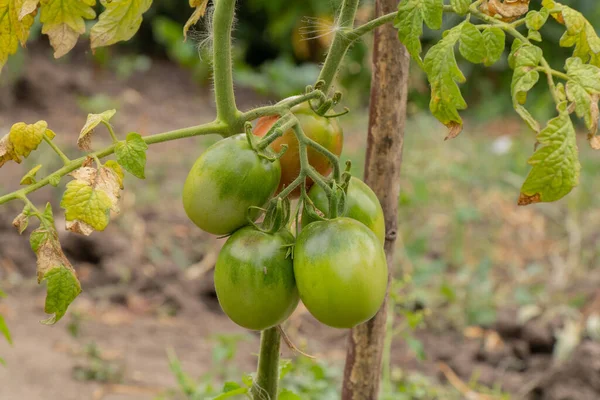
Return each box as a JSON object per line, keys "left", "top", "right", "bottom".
{"left": 1, "top": 0, "right": 599, "bottom": 398}
{"left": 253, "top": 102, "right": 344, "bottom": 197}
{"left": 294, "top": 218, "right": 388, "bottom": 329}
{"left": 182, "top": 134, "right": 281, "bottom": 235}
{"left": 214, "top": 227, "right": 299, "bottom": 331}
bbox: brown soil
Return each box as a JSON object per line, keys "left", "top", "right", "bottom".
{"left": 1, "top": 47, "right": 599, "bottom": 400}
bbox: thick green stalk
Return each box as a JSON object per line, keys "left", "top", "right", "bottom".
{"left": 251, "top": 327, "right": 281, "bottom": 399}
{"left": 317, "top": 0, "right": 360, "bottom": 92}
{"left": 212, "top": 0, "right": 239, "bottom": 125}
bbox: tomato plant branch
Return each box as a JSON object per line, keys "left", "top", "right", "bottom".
{"left": 212, "top": 0, "right": 240, "bottom": 126}
{"left": 0, "top": 122, "right": 228, "bottom": 206}
{"left": 238, "top": 90, "right": 326, "bottom": 122}
{"left": 43, "top": 134, "right": 70, "bottom": 165}
{"left": 251, "top": 326, "right": 281, "bottom": 400}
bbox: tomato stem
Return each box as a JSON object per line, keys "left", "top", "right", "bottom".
{"left": 251, "top": 327, "right": 281, "bottom": 400}
{"left": 212, "top": 0, "right": 240, "bottom": 125}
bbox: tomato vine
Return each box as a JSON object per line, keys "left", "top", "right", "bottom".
{"left": 1, "top": 0, "right": 600, "bottom": 398}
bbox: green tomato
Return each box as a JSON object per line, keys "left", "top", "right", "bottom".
{"left": 182, "top": 134, "right": 281, "bottom": 235}
{"left": 214, "top": 227, "right": 299, "bottom": 330}
{"left": 302, "top": 177, "right": 385, "bottom": 244}
{"left": 293, "top": 218, "right": 388, "bottom": 329}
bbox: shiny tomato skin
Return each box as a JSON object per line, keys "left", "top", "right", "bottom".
{"left": 182, "top": 134, "right": 281, "bottom": 235}
{"left": 214, "top": 227, "right": 299, "bottom": 330}
{"left": 253, "top": 102, "right": 343, "bottom": 196}
{"left": 302, "top": 177, "right": 385, "bottom": 244}
{"left": 293, "top": 218, "right": 388, "bottom": 329}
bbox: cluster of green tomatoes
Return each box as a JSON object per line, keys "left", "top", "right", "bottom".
{"left": 182, "top": 102, "right": 388, "bottom": 330}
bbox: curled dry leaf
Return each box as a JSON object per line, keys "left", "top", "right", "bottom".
{"left": 590, "top": 135, "right": 600, "bottom": 150}
{"left": 444, "top": 122, "right": 463, "bottom": 140}
{"left": 518, "top": 192, "right": 541, "bottom": 206}
{"left": 78, "top": 110, "right": 117, "bottom": 151}
{"left": 481, "top": 0, "right": 531, "bottom": 22}
{"left": 0, "top": 135, "right": 20, "bottom": 167}
{"left": 184, "top": 0, "right": 209, "bottom": 40}
{"left": 12, "top": 213, "right": 29, "bottom": 234}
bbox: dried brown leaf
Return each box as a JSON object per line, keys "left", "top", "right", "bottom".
{"left": 444, "top": 122, "right": 463, "bottom": 140}
{"left": 481, "top": 0, "right": 530, "bottom": 22}
{"left": 518, "top": 192, "right": 541, "bottom": 206}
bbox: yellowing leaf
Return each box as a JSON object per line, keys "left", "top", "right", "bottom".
{"left": 183, "top": 0, "right": 208, "bottom": 40}
{"left": 39, "top": 0, "right": 96, "bottom": 58}
{"left": 564, "top": 57, "right": 600, "bottom": 136}
{"left": 0, "top": 134, "right": 20, "bottom": 167}
{"left": 519, "top": 103, "right": 580, "bottom": 205}
{"left": 543, "top": 0, "right": 600, "bottom": 67}
{"left": 9, "top": 120, "right": 52, "bottom": 157}
{"left": 78, "top": 109, "right": 116, "bottom": 151}
{"left": 60, "top": 165, "right": 122, "bottom": 235}
{"left": 423, "top": 23, "right": 467, "bottom": 138}
{"left": 20, "top": 163, "right": 42, "bottom": 185}
{"left": 394, "top": 0, "right": 444, "bottom": 65}
{"left": 0, "top": 0, "right": 36, "bottom": 71}
{"left": 90, "top": 0, "right": 152, "bottom": 50}
{"left": 30, "top": 204, "right": 81, "bottom": 324}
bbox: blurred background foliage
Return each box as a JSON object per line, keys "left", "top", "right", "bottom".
{"left": 5, "top": 0, "right": 599, "bottom": 116}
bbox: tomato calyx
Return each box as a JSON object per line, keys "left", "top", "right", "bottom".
{"left": 244, "top": 122, "right": 288, "bottom": 163}
{"left": 247, "top": 196, "right": 291, "bottom": 234}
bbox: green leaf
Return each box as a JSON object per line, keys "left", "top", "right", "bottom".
{"left": 115, "top": 132, "right": 148, "bottom": 179}
{"left": 528, "top": 29, "right": 542, "bottom": 42}
{"left": 450, "top": 0, "right": 471, "bottom": 15}
{"left": 0, "top": 0, "right": 36, "bottom": 72}
{"left": 48, "top": 173, "right": 61, "bottom": 187}
{"left": 0, "top": 314, "right": 12, "bottom": 345}
{"left": 212, "top": 387, "right": 248, "bottom": 399}
{"left": 459, "top": 22, "right": 485, "bottom": 64}
{"left": 543, "top": 1, "right": 600, "bottom": 67}
{"left": 61, "top": 165, "right": 122, "bottom": 235}
{"left": 77, "top": 109, "right": 116, "bottom": 151}
{"left": 526, "top": 9, "right": 549, "bottom": 31}
{"left": 39, "top": 0, "right": 97, "bottom": 58}
{"left": 565, "top": 57, "right": 600, "bottom": 135}
{"left": 40, "top": 265, "right": 82, "bottom": 325}
{"left": 222, "top": 382, "right": 241, "bottom": 392}
{"left": 423, "top": 23, "right": 466, "bottom": 139}
{"left": 510, "top": 42, "right": 543, "bottom": 132}
{"left": 481, "top": 27, "right": 506, "bottom": 66}
{"left": 20, "top": 164, "right": 42, "bottom": 185}
{"left": 278, "top": 389, "right": 302, "bottom": 400}
{"left": 90, "top": 0, "right": 152, "bottom": 50}
{"left": 519, "top": 103, "right": 580, "bottom": 205}
{"left": 394, "top": 0, "right": 444, "bottom": 65}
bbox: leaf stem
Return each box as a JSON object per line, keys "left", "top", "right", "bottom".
{"left": 102, "top": 121, "right": 119, "bottom": 143}
{"left": 43, "top": 135, "right": 70, "bottom": 165}
{"left": 251, "top": 327, "right": 281, "bottom": 400}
